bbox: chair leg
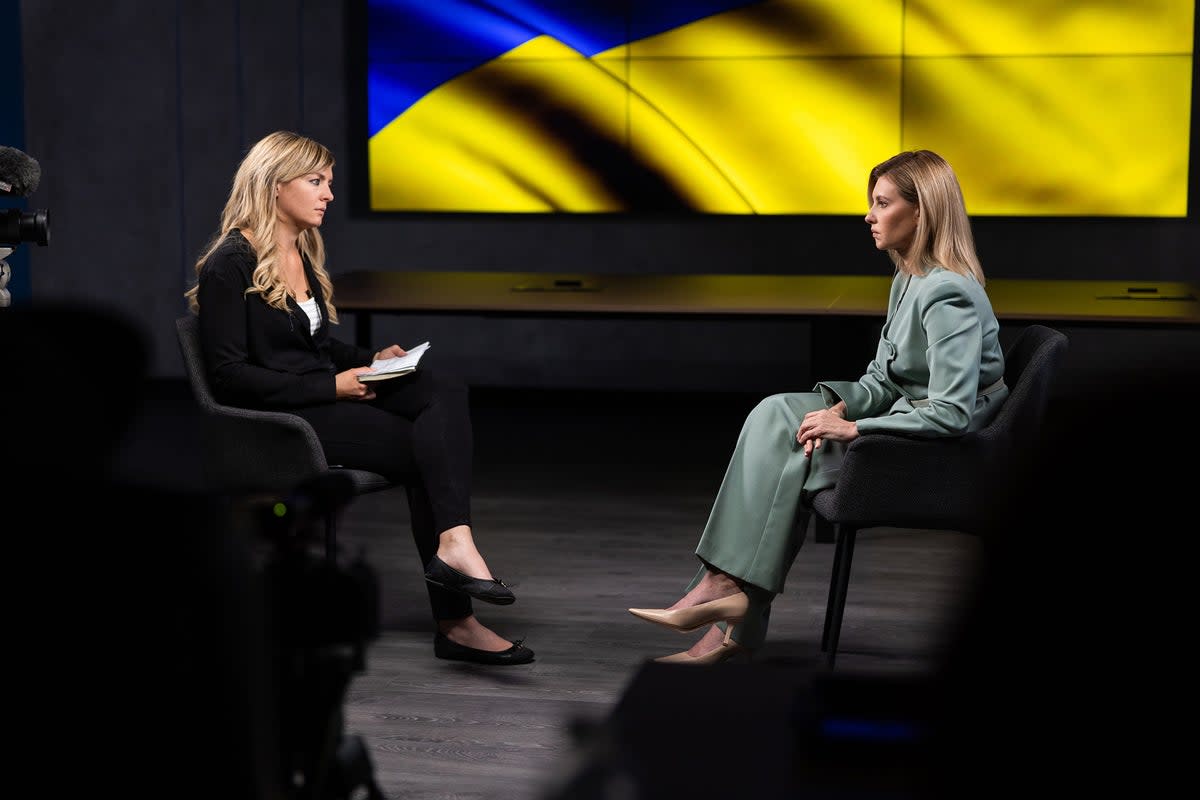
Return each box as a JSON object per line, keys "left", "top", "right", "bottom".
{"left": 820, "top": 525, "right": 848, "bottom": 650}
{"left": 820, "top": 526, "right": 858, "bottom": 667}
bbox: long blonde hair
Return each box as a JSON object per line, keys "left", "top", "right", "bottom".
{"left": 868, "top": 150, "right": 985, "bottom": 286}
{"left": 185, "top": 130, "right": 339, "bottom": 319}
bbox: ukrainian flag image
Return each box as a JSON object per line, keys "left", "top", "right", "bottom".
{"left": 364, "top": 0, "right": 1194, "bottom": 216}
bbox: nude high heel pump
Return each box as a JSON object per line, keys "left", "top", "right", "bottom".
{"left": 628, "top": 592, "right": 750, "bottom": 644}
{"left": 654, "top": 641, "right": 750, "bottom": 665}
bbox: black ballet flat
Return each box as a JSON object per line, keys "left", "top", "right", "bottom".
{"left": 424, "top": 555, "right": 516, "bottom": 605}
{"left": 434, "top": 632, "right": 535, "bottom": 666}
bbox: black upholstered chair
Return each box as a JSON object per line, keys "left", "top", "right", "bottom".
{"left": 809, "top": 323, "right": 1069, "bottom": 666}
{"left": 175, "top": 314, "right": 398, "bottom": 561}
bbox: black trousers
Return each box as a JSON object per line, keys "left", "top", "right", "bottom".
{"left": 293, "top": 368, "right": 474, "bottom": 621}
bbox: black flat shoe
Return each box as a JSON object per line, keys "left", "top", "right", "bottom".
{"left": 424, "top": 555, "right": 516, "bottom": 605}
{"left": 434, "top": 632, "right": 535, "bottom": 665}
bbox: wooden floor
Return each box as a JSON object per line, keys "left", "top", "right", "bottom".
{"left": 338, "top": 490, "right": 978, "bottom": 800}
{"left": 107, "top": 383, "right": 985, "bottom": 799}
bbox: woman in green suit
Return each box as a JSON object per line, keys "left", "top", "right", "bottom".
{"left": 628, "top": 150, "right": 1007, "bottom": 663}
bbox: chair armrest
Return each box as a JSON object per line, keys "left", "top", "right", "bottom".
{"left": 201, "top": 403, "right": 329, "bottom": 494}
{"left": 819, "top": 431, "right": 994, "bottom": 532}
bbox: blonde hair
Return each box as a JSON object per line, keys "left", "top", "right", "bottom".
{"left": 185, "top": 130, "right": 339, "bottom": 319}
{"left": 868, "top": 150, "right": 985, "bottom": 285}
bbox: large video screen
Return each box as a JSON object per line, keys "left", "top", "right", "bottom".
{"left": 355, "top": 0, "right": 1195, "bottom": 216}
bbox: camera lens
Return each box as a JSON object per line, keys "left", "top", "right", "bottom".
{"left": 0, "top": 208, "right": 50, "bottom": 246}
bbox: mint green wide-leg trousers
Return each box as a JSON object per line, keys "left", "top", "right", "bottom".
{"left": 689, "top": 392, "right": 845, "bottom": 650}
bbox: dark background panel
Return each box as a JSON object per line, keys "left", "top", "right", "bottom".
{"left": 13, "top": 0, "right": 1200, "bottom": 388}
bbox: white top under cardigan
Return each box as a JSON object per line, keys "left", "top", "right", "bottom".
{"left": 297, "top": 295, "right": 320, "bottom": 334}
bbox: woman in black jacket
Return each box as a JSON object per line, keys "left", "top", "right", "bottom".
{"left": 185, "top": 131, "right": 532, "bottom": 665}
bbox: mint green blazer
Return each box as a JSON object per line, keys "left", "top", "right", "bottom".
{"left": 818, "top": 267, "right": 1007, "bottom": 438}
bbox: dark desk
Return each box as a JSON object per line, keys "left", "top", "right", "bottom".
{"left": 334, "top": 271, "right": 1200, "bottom": 349}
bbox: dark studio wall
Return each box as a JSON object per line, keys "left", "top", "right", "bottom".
{"left": 15, "top": 0, "right": 1200, "bottom": 392}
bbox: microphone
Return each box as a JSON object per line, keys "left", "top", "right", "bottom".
{"left": 0, "top": 146, "right": 41, "bottom": 196}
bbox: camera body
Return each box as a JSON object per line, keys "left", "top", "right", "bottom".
{"left": 252, "top": 472, "right": 386, "bottom": 800}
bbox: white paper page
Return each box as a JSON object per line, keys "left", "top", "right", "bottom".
{"left": 369, "top": 341, "right": 430, "bottom": 374}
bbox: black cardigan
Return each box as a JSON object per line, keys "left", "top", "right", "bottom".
{"left": 196, "top": 230, "right": 375, "bottom": 409}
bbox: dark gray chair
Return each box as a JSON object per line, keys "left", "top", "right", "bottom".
{"left": 175, "top": 314, "right": 398, "bottom": 561}
{"left": 809, "top": 323, "right": 1069, "bottom": 666}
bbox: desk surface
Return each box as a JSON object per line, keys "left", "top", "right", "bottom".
{"left": 333, "top": 270, "right": 1200, "bottom": 325}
